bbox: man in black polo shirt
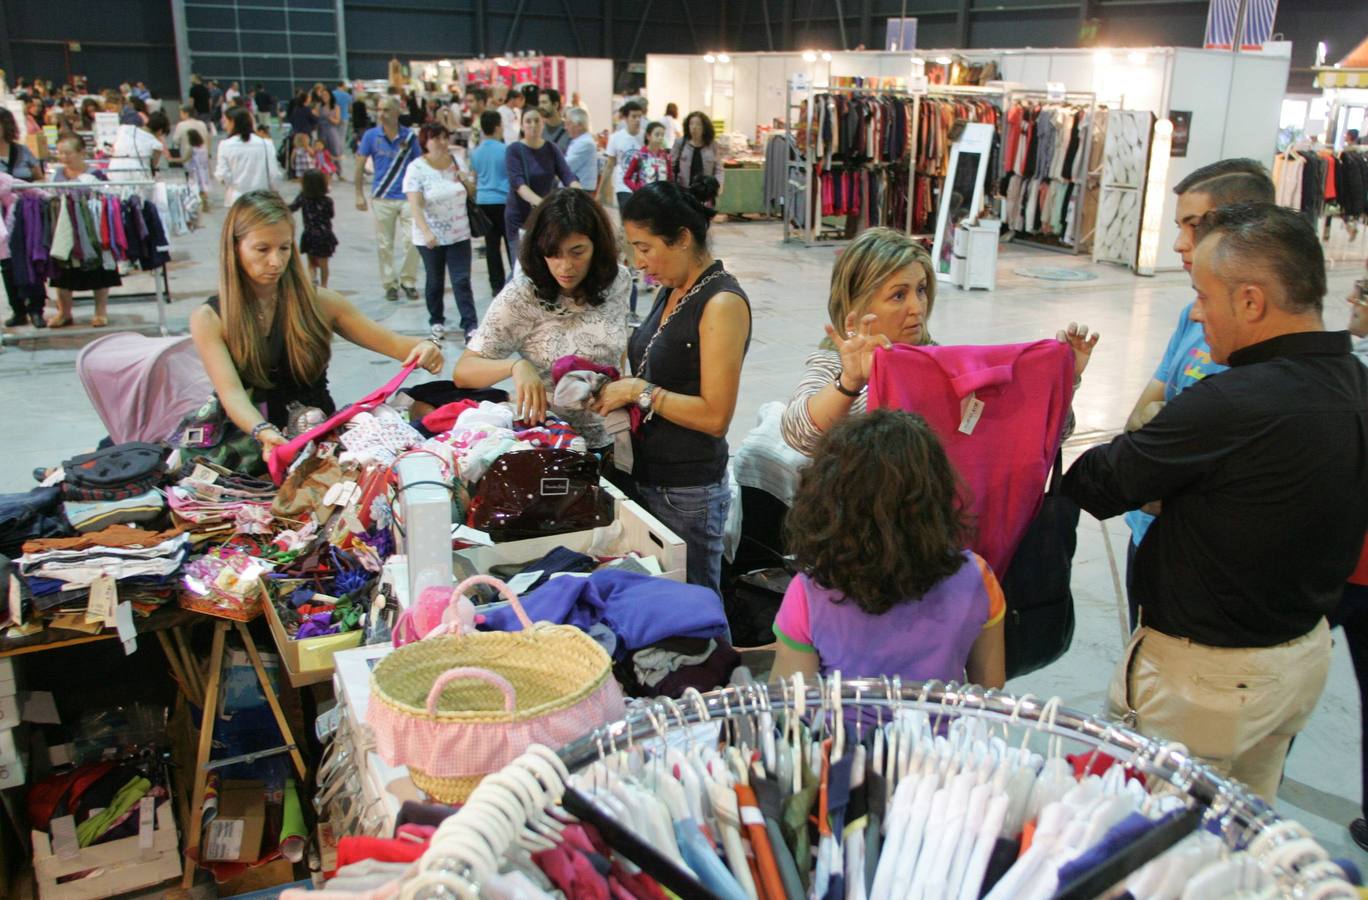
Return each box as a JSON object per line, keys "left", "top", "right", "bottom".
{"left": 1064, "top": 203, "right": 1368, "bottom": 802}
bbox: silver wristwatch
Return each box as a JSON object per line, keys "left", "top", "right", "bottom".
{"left": 636, "top": 382, "right": 657, "bottom": 412}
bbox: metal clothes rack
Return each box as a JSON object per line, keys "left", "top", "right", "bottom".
{"left": 1000, "top": 88, "right": 1100, "bottom": 256}
{"left": 914, "top": 84, "right": 1012, "bottom": 239}
{"left": 6, "top": 179, "right": 172, "bottom": 346}
{"left": 554, "top": 680, "right": 1354, "bottom": 898}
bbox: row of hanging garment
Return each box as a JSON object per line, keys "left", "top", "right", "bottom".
{"left": 1273, "top": 147, "right": 1368, "bottom": 224}
{"left": 816, "top": 167, "right": 911, "bottom": 231}
{"left": 159, "top": 182, "right": 202, "bottom": 236}
{"left": 998, "top": 103, "right": 1094, "bottom": 246}
{"left": 765, "top": 133, "right": 799, "bottom": 219}
{"left": 807, "top": 93, "right": 917, "bottom": 235}
{"left": 911, "top": 98, "right": 1002, "bottom": 235}
{"left": 6, "top": 190, "right": 170, "bottom": 295}
{"left": 364, "top": 681, "right": 1359, "bottom": 900}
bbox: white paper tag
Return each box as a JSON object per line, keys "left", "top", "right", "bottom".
{"left": 87, "top": 574, "right": 117, "bottom": 626}
{"left": 190, "top": 464, "right": 220, "bottom": 484}
{"left": 115, "top": 602, "right": 137, "bottom": 655}
{"left": 190, "top": 479, "right": 225, "bottom": 501}
{"left": 8, "top": 575, "right": 23, "bottom": 627}
{"left": 451, "top": 525, "right": 495, "bottom": 547}
{"left": 1046, "top": 81, "right": 1066, "bottom": 102}
{"left": 138, "top": 796, "right": 156, "bottom": 850}
{"left": 504, "top": 571, "right": 544, "bottom": 594}
{"left": 740, "top": 806, "right": 766, "bottom": 827}
{"left": 910, "top": 74, "right": 929, "bottom": 93}
{"left": 51, "top": 815, "right": 79, "bottom": 859}
{"left": 322, "top": 480, "right": 360, "bottom": 508}
{"left": 205, "top": 819, "right": 244, "bottom": 861}
{"left": 958, "top": 394, "right": 985, "bottom": 436}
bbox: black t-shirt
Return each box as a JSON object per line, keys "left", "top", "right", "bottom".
{"left": 626, "top": 261, "right": 751, "bottom": 487}
{"left": 189, "top": 83, "right": 210, "bottom": 115}
{"left": 254, "top": 91, "right": 274, "bottom": 115}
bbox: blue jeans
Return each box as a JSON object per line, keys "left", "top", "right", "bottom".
{"left": 416, "top": 241, "right": 477, "bottom": 331}
{"left": 634, "top": 480, "right": 730, "bottom": 598}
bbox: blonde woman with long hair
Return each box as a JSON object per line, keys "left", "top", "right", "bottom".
{"left": 190, "top": 191, "right": 444, "bottom": 463}
{"left": 780, "top": 226, "right": 1098, "bottom": 455}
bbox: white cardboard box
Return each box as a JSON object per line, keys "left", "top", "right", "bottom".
{"left": 32, "top": 801, "right": 180, "bottom": 899}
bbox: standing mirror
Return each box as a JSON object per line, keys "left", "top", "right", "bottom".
{"left": 932, "top": 122, "right": 995, "bottom": 282}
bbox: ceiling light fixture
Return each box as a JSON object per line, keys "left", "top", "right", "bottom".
{"left": 704, "top": 53, "right": 717, "bottom": 64}
{"left": 802, "top": 50, "right": 818, "bottom": 63}
{"left": 821, "top": 51, "right": 832, "bottom": 62}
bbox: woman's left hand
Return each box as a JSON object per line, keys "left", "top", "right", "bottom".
{"left": 1056, "top": 322, "right": 1100, "bottom": 378}
{"left": 404, "top": 340, "right": 445, "bottom": 374}
{"left": 593, "top": 378, "right": 647, "bottom": 416}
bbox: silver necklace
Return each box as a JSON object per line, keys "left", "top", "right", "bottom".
{"left": 638, "top": 266, "right": 727, "bottom": 379}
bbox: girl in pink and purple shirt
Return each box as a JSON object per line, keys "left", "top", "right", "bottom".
{"left": 770, "top": 408, "right": 1007, "bottom": 689}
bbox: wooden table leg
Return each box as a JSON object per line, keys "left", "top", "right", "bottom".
{"left": 172, "top": 626, "right": 204, "bottom": 698}
{"left": 155, "top": 631, "right": 193, "bottom": 703}
{"left": 181, "top": 620, "right": 228, "bottom": 890}
{"left": 235, "top": 621, "right": 309, "bottom": 781}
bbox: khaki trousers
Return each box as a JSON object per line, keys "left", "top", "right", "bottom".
{"left": 1107, "top": 619, "right": 1331, "bottom": 803}
{"left": 371, "top": 198, "right": 418, "bottom": 290}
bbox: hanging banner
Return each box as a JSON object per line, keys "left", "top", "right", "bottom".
{"left": 1204, "top": 0, "right": 1279, "bottom": 51}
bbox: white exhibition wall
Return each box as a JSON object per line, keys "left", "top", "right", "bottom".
{"left": 647, "top": 46, "right": 1290, "bottom": 272}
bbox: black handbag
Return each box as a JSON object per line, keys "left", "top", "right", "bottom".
{"left": 466, "top": 197, "right": 492, "bottom": 238}
{"left": 1000, "top": 453, "right": 1080, "bottom": 679}
{"left": 467, "top": 449, "right": 614, "bottom": 541}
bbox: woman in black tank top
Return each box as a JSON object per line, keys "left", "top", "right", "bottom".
{"left": 595, "top": 181, "right": 751, "bottom": 597}
{"left": 189, "top": 191, "right": 445, "bottom": 467}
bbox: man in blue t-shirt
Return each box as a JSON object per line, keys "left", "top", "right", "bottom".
{"left": 1119, "top": 159, "right": 1275, "bottom": 630}
{"left": 355, "top": 96, "right": 420, "bottom": 302}
{"left": 333, "top": 81, "right": 354, "bottom": 136}
{"left": 468, "top": 110, "right": 512, "bottom": 295}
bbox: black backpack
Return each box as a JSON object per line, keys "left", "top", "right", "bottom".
{"left": 61, "top": 442, "right": 170, "bottom": 502}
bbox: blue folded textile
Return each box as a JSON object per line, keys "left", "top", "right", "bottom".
{"left": 478, "top": 570, "right": 728, "bottom": 658}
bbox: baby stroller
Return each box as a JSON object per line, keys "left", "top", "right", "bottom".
{"left": 77, "top": 333, "right": 212, "bottom": 444}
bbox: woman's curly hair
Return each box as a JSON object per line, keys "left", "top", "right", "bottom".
{"left": 785, "top": 409, "right": 973, "bottom": 613}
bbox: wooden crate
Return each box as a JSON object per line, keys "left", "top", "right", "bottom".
{"left": 32, "top": 802, "right": 180, "bottom": 899}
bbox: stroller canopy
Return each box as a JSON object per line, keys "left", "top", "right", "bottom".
{"left": 77, "top": 332, "right": 213, "bottom": 445}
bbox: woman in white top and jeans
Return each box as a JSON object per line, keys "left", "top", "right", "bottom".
{"left": 108, "top": 111, "right": 169, "bottom": 182}
{"left": 215, "top": 110, "right": 284, "bottom": 206}
{"left": 403, "top": 123, "right": 478, "bottom": 343}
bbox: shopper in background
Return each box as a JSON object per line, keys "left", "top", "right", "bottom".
{"left": 286, "top": 90, "right": 318, "bottom": 141}
{"left": 1064, "top": 203, "right": 1368, "bottom": 803}
{"left": 355, "top": 96, "right": 421, "bottom": 303}
{"left": 671, "top": 111, "right": 725, "bottom": 206}
{"left": 313, "top": 84, "right": 344, "bottom": 180}
{"left": 661, "top": 102, "right": 681, "bottom": 148}
{"left": 563, "top": 107, "right": 598, "bottom": 195}
{"left": 538, "top": 88, "right": 570, "bottom": 152}
{"left": 290, "top": 132, "right": 316, "bottom": 181}
{"left": 770, "top": 409, "right": 1006, "bottom": 690}
{"left": 465, "top": 88, "right": 489, "bottom": 148}
{"left": 497, "top": 87, "right": 523, "bottom": 144}
{"left": 171, "top": 103, "right": 210, "bottom": 166}
{"left": 350, "top": 96, "right": 371, "bottom": 153}
{"left": 289, "top": 170, "right": 338, "bottom": 289}
{"left": 108, "top": 110, "right": 168, "bottom": 181}
{"left": 332, "top": 80, "right": 353, "bottom": 140}
{"left": 215, "top": 109, "right": 283, "bottom": 206}
{"left": 225, "top": 81, "right": 241, "bottom": 107}
{"left": 253, "top": 84, "right": 275, "bottom": 123}
{"left": 185, "top": 129, "right": 211, "bottom": 210}
{"left": 403, "top": 123, "right": 478, "bottom": 343}
{"left": 79, "top": 98, "right": 100, "bottom": 131}
{"left": 601, "top": 100, "right": 644, "bottom": 209}
{"left": 45, "top": 133, "right": 119, "bottom": 329}
{"left": 190, "top": 191, "right": 444, "bottom": 466}
{"left": 468, "top": 110, "right": 512, "bottom": 295}
{"left": 597, "top": 181, "right": 751, "bottom": 595}
{"left": 1118, "top": 159, "right": 1275, "bottom": 631}
{"left": 456, "top": 188, "right": 632, "bottom": 452}
{"left": 623, "top": 121, "right": 671, "bottom": 192}
{"left": 504, "top": 107, "right": 581, "bottom": 269}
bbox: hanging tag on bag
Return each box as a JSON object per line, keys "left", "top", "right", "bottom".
{"left": 958, "top": 393, "right": 985, "bottom": 435}
{"left": 87, "top": 575, "right": 117, "bottom": 626}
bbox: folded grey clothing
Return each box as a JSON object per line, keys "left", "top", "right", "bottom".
{"left": 64, "top": 490, "right": 166, "bottom": 533}
{"left": 634, "top": 638, "right": 718, "bottom": 688}
{"left": 552, "top": 371, "right": 610, "bottom": 410}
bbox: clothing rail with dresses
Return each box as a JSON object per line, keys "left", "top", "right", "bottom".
{"left": 6, "top": 178, "right": 175, "bottom": 345}
{"left": 354, "top": 678, "right": 1358, "bottom": 900}
{"left": 998, "top": 89, "right": 1101, "bottom": 256}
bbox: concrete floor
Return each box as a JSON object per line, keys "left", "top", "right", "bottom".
{"left": 2, "top": 173, "right": 1366, "bottom": 858}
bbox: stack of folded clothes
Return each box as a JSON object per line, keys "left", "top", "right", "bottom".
{"left": 166, "top": 462, "right": 275, "bottom": 541}
{"left": 18, "top": 525, "right": 190, "bottom": 618}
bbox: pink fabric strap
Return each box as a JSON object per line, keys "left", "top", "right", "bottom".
{"left": 267, "top": 363, "right": 418, "bottom": 484}
{"left": 453, "top": 575, "right": 533, "bottom": 631}
{"left": 425, "top": 667, "right": 517, "bottom": 715}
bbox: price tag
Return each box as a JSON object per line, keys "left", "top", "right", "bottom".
{"left": 115, "top": 602, "right": 137, "bottom": 655}
{"left": 138, "top": 796, "right": 156, "bottom": 851}
{"left": 451, "top": 525, "right": 494, "bottom": 547}
{"left": 1046, "top": 81, "right": 1066, "bottom": 102}
{"left": 958, "top": 393, "right": 985, "bottom": 436}
{"left": 87, "top": 574, "right": 117, "bottom": 626}
{"left": 190, "top": 464, "right": 220, "bottom": 484}
{"left": 910, "top": 75, "right": 929, "bottom": 93}
{"left": 505, "top": 571, "right": 544, "bottom": 594}
{"left": 51, "top": 815, "right": 80, "bottom": 859}
{"left": 8, "top": 574, "right": 24, "bottom": 627}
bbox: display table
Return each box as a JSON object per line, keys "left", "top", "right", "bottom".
{"left": 716, "top": 166, "right": 767, "bottom": 216}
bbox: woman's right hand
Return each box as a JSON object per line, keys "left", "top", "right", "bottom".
{"left": 823, "top": 312, "right": 891, "bottom": 393}
{"left": 511, "top": 359, "right": 548, "bottom": 424}
{"left": 257, "top": 426, "right": 287, "bottom": 464}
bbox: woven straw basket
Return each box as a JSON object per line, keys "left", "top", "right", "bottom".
{"left": 368, "top": 574, "right": 625, "bottom": 803}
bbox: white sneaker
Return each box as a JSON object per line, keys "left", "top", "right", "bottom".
{"left": 627, "top": 312, "right": 643, "bottom": 327}
{"left": 429, "top": 323, "right": 446, "bottom": 342}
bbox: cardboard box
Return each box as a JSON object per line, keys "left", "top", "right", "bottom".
{"left": 216, "top": 856, "right": 298, "bottom": 896}
{"left": 32, "top": 801, "right": 180, "bottom": 899}
{"left": 456, "top": 496, "right": 687, "bottom": 584}
{"left": 263, "top": 593, "right": 364, "bottom": 689}
{"left": 204, "top": 780, "right": 266, "bottom": 864}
